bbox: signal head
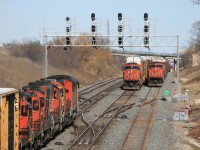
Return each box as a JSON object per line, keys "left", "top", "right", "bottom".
{"left": 144, "top": 36, "right": 149, "bottom": 45}
{"left": 118, "top": 13, "right": 122, "bottom": 21}
{"left": 118, "top": 37, "right": 123, "bottom": 45}
{"left": 144, "top": 13, "right": 148, "bottom": 21}
{"left": 66, "top": 36, "right": 71, "bottom": 45}
{"left": 91, "top": 13, "right": 95, "bottom": 21}
{"left": 66, "top": 17, "right": 70, "bottom": 21}
{"left": 144, "top": 25, "right": 149, "bottom": 33}
{"left": 92, "top": 36, "right": 96, "bottom": 45}
{"left": 118, "top": 25, "right": 123, "bottom": 32}
{"left": 91, "top": 25, "right": 96, "bottom": 32}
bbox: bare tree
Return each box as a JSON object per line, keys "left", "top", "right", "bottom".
{"left": 189, "top": 21, "right": 200, "bottom": 52}
{"left": 191, "top": 0, "right": 200, "bottom": 5}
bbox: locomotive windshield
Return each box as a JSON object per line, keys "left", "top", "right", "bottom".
{"left": 123, "top": 66, "right": 131, "bottom": 70}
{"left": 149, "top": 65, "right": 163, "bottom": 68}
{"left": 21, "top": 105, "right": 28, "bottom": 116}
{"left": 157, "top": 65, "right": 163, "bottom": 68}
{"left": 132, "top": 66, "right": 140, "bottom": 70}
{"left": 149, "top": 65, "right": 155, "bottom": 68}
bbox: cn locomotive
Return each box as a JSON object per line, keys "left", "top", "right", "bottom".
{"left": 122, "top": 56, "right": 170, "bottom": 89}
{"left": 0, "top": 75, "right": 79, "bottom": 150}
{"left": 122, "top": 56, "right": 149, "bottom": 89}
{"left": 147, "top": 57, "right": 170, "bottom": 86}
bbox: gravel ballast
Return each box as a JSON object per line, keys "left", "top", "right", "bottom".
{"left": 42, "top": 72, "right": 196, "bottom": 150}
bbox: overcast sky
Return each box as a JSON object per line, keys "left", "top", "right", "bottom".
{"left": 0, "top": 0, "right": 200, "bottom": 52}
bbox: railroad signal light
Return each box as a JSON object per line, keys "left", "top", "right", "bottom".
{"left": 66, "top": 27, "right": 70, "bottom": 33}
{"left": 92, "top": 36, "right": 96, "bottom": 45}
{"left": 66, "top": 17, "right": 70, "bottom": 21}
{"left": 144, "top": 13, "right": 150, "bottom": 49}
{"left": 118, "top": 25, "right": 123, "bottom": 33}
{"left": 66, "top": 36, "right": 71, "bottom": 45}
{"left": 118, "top": 36, "right": 123, "bottom": 46}
{"left": 144, "top": 36, "right": 150, "bottom": 50}
{"left": 66, "top": 16, "right": 71, "bottom": 34}
{"left": 118, "top": 13, "right": 122, "bottom": 21}
{"left": 164, "top": 90, "right": 169, "bottom": 96}
{"left": 144, "top": 13, "right": 148, "bottom": 21}
{"left": 91, "top": 13, "right": 95, "bottom": 21}
{"left": 144, "top": 25, "right": 149, "bottom": 33}
{"left": 144, "top": 36, "right": 149, "bottom": 45}
{"left": 91, "top": 25, "right": 96, "bottom": 33}
{"left": 64, "top": 36, "right": 71, "bottom": 50}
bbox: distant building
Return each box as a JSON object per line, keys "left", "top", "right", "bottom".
{"left": 193, "top": 53, "right": 200, "bottom": 66}
{"left": 0, "top": 43, "right": 3, "bottom": 47}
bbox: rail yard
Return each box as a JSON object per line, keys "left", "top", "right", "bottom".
{"left": 1, "top": 1, "right": 200, "bottom": 150}
{"left": 1, "top": 54, "right": 200, "bottom": 150}
{"left": 41, "top": 72, "right": 179, "bottom": 150}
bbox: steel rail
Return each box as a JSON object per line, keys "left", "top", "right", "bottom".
{"left": 140, "top": 88, "right": 160, "bottom": 150}
{"left": 121, "top": 87, "right": 161, "bottom": 150}
{"left": 68, "top": 90, "right": 135, "bottom": 150}
{"left": 87, "top": 91, "right": 135, "bottom": 150}
{"left": 121, "top": 87, "right": 153, "bottom": 149}
{"left": 79, "top": 78, "right": 120, "bottom": 95}
{"left": 77, "top": 80, "right": 122, "bottom": 116}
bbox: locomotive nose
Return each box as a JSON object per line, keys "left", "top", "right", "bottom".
{"left": 124, "top": 70, "right": 140, "bottom": 81}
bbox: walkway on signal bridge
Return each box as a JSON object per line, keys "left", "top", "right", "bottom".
{"left": 110, "top": 50, "right": 177, "bottom": 58}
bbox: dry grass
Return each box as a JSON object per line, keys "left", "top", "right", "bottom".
{"left": 0, "top": 45, "right": 122, "bottom": 88}
{"left": 180, "top": 65, "right": 200, "bottom": 95}
{"left": 181, "top": 65, "right": 200, "bottom": 142}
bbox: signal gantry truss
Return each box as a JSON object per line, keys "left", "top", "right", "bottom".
{"left": 42, "top": 13, "right": 180, "bottom": 95}
{"left": 45, "top": 34, "right": 179, "bottom": 48}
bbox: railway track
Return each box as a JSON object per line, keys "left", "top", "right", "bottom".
{"left": 78, "top": 79, "right": 122, "bottom": 114}
{"left": 79, "top": 78, "right": 121, "bottom": 96}
{"left": 68, "top": 90, "right": 135, "bottom": 150}
{"left": 121, "top": 87, "right": 161, "bottom": 150}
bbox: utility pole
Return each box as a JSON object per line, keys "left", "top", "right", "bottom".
{"left": 107, "top": 19, "right": 110, "bottom": 50}
{"left": 44, "top": 34, "right": 48, "bottom": 78}
{"left": 177, "top": 35, "right": 180, "bottom": 95}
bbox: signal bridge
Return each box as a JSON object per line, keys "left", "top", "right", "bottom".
{"left": 110, "top": 50, "right": 177, "bottom": 58}
{"left": 43, "top": 13, "right": 181, "bottom": 95}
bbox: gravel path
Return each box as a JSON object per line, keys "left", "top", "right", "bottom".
{"left": 147, "top": 72, "right": 177, "bottom": 150}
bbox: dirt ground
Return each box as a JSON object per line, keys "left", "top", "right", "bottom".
{"left": 172, "top": 68, "right": 200, "bottom": 149}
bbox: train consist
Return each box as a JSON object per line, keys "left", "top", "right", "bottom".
{"left": 147, "top": 57, "right": 170, "bottom": 86}
{"left": 122, "top": 56, "right": 149, "bottom": 89}
{"left": 122, "top": 56, "right": 170, "bottom": 89}
{"left": 0, "top": 75, "right": 79, "bottom": 150}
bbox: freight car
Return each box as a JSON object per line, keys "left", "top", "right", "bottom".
{"left": 147, "top": 57, "right": 170, "bottom": 86}
{"left": 122, "top": 56, "right": 149, "bottom": 89}
{"left": 0, "top": 88, "right": 19, "bottom": 150}
{"left": 0, "top": 75, "right": 79, "bottom": 150}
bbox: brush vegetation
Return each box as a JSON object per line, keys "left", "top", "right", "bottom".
{"left": 0, "top": 40, "right": 123, "bottom": 88}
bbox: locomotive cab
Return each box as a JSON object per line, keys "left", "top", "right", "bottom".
{"left": 19, "top": 93, "right": 33, "bottom": 147}
{"left": 147, "top": 57, "right": 169, "bottom": 87}
{"left": 123, "top": 63, "right": 141, "bottom": 88}
{"left": 122, "top": 56, "right": 148, "bottom": 90}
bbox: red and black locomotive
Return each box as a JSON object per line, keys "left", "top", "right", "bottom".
{"left": 147, "top": 57, "right": 170, "bottom": 86}
{"left": 19, "top": 75, "right": 79, "bottom": 149}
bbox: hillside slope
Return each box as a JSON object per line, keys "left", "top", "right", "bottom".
{"left": 0, "top": 46, "right": 123, "bottom": 88}
{"left": 180, "top": 66, "right": 200, "bottom": 95}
